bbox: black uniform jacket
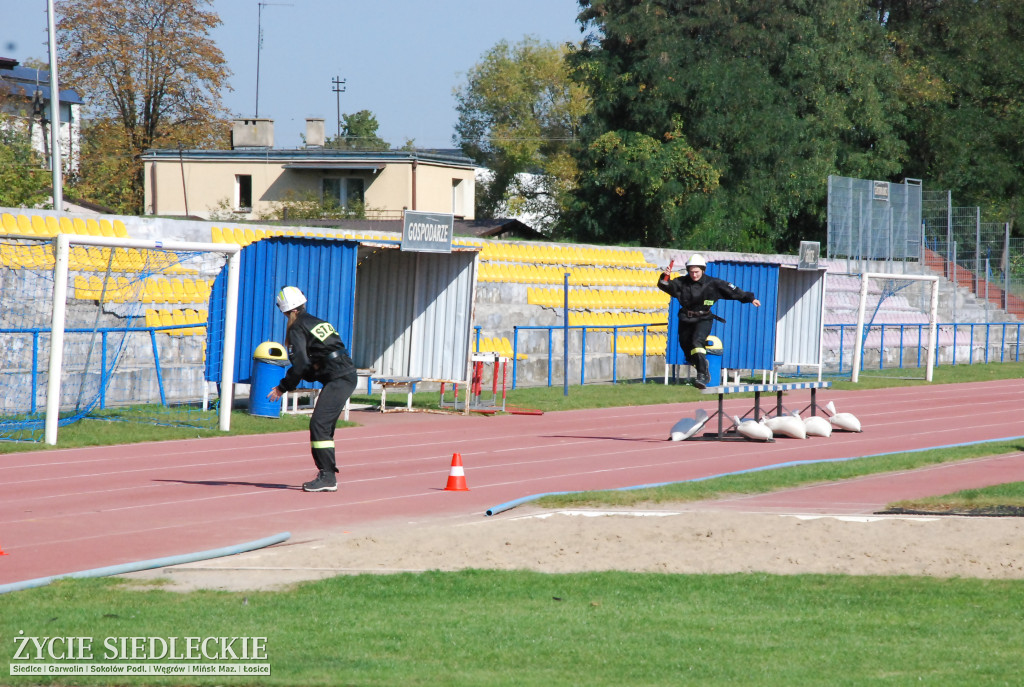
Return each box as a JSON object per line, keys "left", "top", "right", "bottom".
{"left": 657, "top": 273, "right": 755, "bottom": 324}
{"left": 278, "top": 312, "right": 356, "bottom": 392}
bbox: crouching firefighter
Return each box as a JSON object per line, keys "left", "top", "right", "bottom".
{"left": 267, "top": 286, "right": 358, "bottom": 492}
{"left": 656, "top": 254, "right": 761, "bottom": 389}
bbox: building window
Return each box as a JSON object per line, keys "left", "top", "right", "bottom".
{"left": 323, "top": 177, "right": 365, "bottom": 207}
{"left": 236, "top": 174, "right": 252, "bottom": 211}
{"left": 452, "top": 178, "right": 466, "bottom": 218}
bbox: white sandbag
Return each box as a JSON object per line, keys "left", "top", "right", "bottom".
{"left": 824, "top": 401, "right": 862, "bottom": 432}
{"left": 732, "top": 415, "right": 773, "bottom": 442}
{"left": 803, "top": 415, "right": 833, "bottom": 437}
{"left": 670, "top": 409, "right": 710, "bottom": 441}
{"left": 830, "top": 413, "right": 862, "bottom": 432}
{"left": 764, "top": 415, "right": 807, "bottom": 439}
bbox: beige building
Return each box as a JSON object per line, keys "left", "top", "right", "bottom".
{"left": 142, "top": 118, "right": 476, "bottom": 221}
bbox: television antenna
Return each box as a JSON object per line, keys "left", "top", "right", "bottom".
{"left": 255, "top": 2, "right": 293, "bottom": 117}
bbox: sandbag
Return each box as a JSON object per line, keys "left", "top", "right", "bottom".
{"left": 764, "top": 414, "right": 807, "bottom": 439}
{"left": 803, "top": 415, "right": 833, "bottom": 437}
{"left": 732, "top": 415, "right": 773, "bottom": 442}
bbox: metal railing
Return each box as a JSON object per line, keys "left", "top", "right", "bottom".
{"left": 0, "top": 322, "right": 206, "bottom": 413}
{"left": 484, "top": 321, "right": 1023, "bottom": 388}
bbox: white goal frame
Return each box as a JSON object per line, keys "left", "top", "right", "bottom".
{"left": 851, "top": 272, "right": 939, "bottom": 384}
{"left": 45, "top": 233, "right": 242, "bottom": 445}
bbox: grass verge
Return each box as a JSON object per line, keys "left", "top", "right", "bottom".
{"left": 2, "top": 571, "right": 1023, "bottom": 686}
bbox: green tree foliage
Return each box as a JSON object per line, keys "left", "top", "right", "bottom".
{"left": 878, "top": 0, "right": 1024, "bottom": 233}
{"left": 0, "top": 114, "right": 51, "bottom": 208}
{"left": 454, "top": 37, "right": 589, "bottom": 231}
{"left": 56, "top": 0, "right": 231, "bottom": 214}
{"left": 566, "top": 0, "right": 906, "bottom": 250}
{"left": 326, "top": 110, "right": 390, "bottom": 151}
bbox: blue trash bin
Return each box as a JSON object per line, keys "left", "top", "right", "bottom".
{"left": 706, "top": 335, "right": 723, "bottom": 386}
{"left": 249, "top": 341, "right": 289, "bottom": 418}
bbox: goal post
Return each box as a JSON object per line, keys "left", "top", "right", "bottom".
{"left": 851, "top": 272, "right": 939, "bottom": 384}
{"left": 42, "top": 233, "right": 241, "bottom": 445}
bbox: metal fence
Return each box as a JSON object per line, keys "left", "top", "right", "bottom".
{"left": 921, "top": 189, "right": 1023, "bottom": 319}
{"left": 827, "top": 175, "right": 923, "bottom": 265}
{"left": 500, "top": 320, "right": 1022, "bottom": 388}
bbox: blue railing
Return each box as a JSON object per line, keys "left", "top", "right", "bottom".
{"left": 0, "top": 323, "right": 205, "bottom": 412}
{"left": 487, "top": 321, "right": 1023, "bottom": 388}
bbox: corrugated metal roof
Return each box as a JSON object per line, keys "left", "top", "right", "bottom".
{"left": 353, "top": 246, "right": 477, "bottom": 381}
{"left": 206, "top": 237, "right": 478, "bottom": 385}
{"left": 774, "top": 266, "right": 827, "bottom": 366}
{"left": 208, "top": 237, "right": 358, "bottom": 383}
{"left": 666, "top": 261, "right": 778, "bottom": 371}
{"left": 709, "top": 261, "right": 778, "bottom": 371}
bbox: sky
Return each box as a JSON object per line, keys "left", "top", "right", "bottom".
{"left": 1, "top": 0, "right": 586, "bottom": 149}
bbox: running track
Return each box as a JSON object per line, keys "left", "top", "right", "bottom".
{"left": 2, "top": 379, "right": 1023, "bottom": 585}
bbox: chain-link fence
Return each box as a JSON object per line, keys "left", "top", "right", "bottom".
{"left": 921, "top": 189, "right": 1022, "bottom": 319}
{"left": 827, "top": 175, "right": 923, "bottom": 267}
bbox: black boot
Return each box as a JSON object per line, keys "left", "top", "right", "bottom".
{"left": 303, "top": 470, "right": 337, "bottom": 492}
{"left": 693, "top": 354, "right": 711, "bottom": 390}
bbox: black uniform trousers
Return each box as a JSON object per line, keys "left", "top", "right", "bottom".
{"left": 679, "top": 318, "right": 714, "bottom": 373}
{"left": 309, "top": 371, "right": 358, "bottom": 475}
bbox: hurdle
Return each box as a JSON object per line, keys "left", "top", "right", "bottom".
{"left": 692, "top": 381, "right": 832, "bottom": 440}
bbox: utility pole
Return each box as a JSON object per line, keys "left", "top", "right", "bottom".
{"left": 46, "top": 0, "right": 63, "bottom": 211}
{"left": 255, "top": 2, "right": 293, "bottom": 117}
{"left": 332, "top": 76, "right": 347, "bottom": 141}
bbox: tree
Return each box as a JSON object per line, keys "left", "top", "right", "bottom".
{"left": 566, "top": 0, "right": 906, "bottom": 251}
{"left": 56, "top": 0, "right": 231, "bottom": 214}
{"left": 0, "top": 114, "right": 51, "bottom": 208}
{"left": 326, "top": 110, "right": 390, "bottom": 151}
{"left": 878, "top": 0, "right": 1024, "bottom": 233}
{"left": 454, "top": 37, "right": 589, "bottom": 232}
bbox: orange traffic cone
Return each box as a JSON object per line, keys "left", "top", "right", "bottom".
{"left": 444, "top": 453, "right": 469, "bottom": 491}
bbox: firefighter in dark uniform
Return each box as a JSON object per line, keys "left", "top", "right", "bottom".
{"left": 266, "top": 286, "right": 358, "bottom": 492}
{"left": 657, "top": 254, "right": 761, "bottom": 389}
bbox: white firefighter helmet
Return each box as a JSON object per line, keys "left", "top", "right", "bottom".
{"left": 685, "top": 253, "right": 707, "bottom": 269}
{"left": 276, "top": 286, "right": 307, "bottom": 313}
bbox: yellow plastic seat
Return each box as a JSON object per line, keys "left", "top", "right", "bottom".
{"left": 158, "top": 279, "right": 176, "bottom": 303}
{"left": 170, "top": 279, "right": 186, "bottom": 302}
{"left": 85, "top": 218, "right": 101, "bottom": 236}
{"left": 58, "top": 216, "right": 74, "bottom": 234}
{"left": 44, "top": 216, "right": 60, "bottom": 235}
{"left": 211, "top": 226, "right": 227, "bottom": 243}
{"left": 158, "top": 310, "right": 176, "bottom": 334}
{"left": 30, "top": 215, "right": 47, "bottom": 236}
{"left": 143, "top": 279, "right": 163, "bottom": 303}
{"left": 1, "top": 213, "right": 17, "bottom": 233}
{"left": 145, "top": 309, "right": 162, "bottom": 328}
{"left": 112, "top": 219, "right": 129, "bottom": 238}
{"left": 172, "top": 309, "right": 189, "bottom": 334}
{"left": 16, "top": 214, "right": 32, "bottom": 234}
{"left": 99, "top": 219, "right": 115, "bottom": 237}
{"left": 73, "top": 217, "right": 87, "bottom": 235}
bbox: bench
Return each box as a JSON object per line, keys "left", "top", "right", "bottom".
{"left": 282, "top": 369, "right": 375, "bottom": 421}
{"left": 695, "top": 381, "right": 832, "bottom": 440}
{"left": 373, "top": 376, "right": 422, "bottom": 413}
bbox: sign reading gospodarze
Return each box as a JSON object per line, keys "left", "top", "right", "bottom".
{"left": 401, "top": 211, "right": 454, "bottom": 253}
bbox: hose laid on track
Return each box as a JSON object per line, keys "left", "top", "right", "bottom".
{"left": 0, "top": 531, "right": 291, "bottom": 595}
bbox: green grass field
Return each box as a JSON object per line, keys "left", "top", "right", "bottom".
{"left": 1, "top": 363, "right": 1022, "bottom": 685}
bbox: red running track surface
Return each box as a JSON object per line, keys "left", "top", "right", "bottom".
{"left": 1, "top": 379, "right": 1023, "bottom": 585}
